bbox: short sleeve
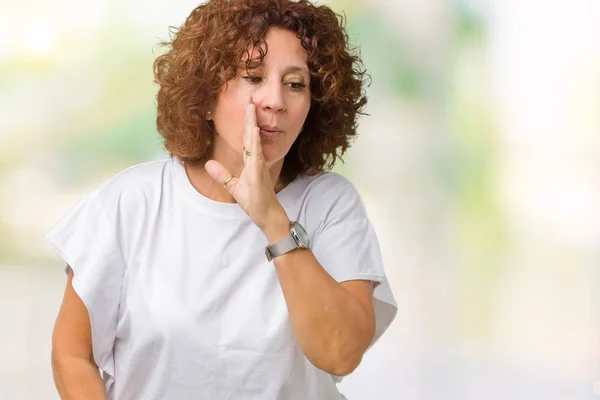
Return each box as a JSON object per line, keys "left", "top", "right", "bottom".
{"left": 310, "top": 175, "right": 398, "bottom": 356}
{"left": 45, "top": 187, "right": 125, "bottom": 386}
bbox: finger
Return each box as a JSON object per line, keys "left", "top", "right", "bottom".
{"left": 251, "top": 125, "right": 264, "bottom": 161}
{"left": 244, "top": 99, "right": 257, "bottom": 157}
{"left": 205, "top": 160, "right": 237, "bottom": 190}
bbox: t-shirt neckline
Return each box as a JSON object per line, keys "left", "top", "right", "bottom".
{"left": 171, "top": 156, "right": 297, "bottom": 220}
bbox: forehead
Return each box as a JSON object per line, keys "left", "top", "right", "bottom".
{"left": 244, "top": 27, "right": 309, "bottom": 70}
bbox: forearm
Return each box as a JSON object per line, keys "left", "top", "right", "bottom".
{"left": 52, "top": 356, "right": 107, "bottom": 400}
{"left": 263, "top": 212, "right": 375, "bottom": 376}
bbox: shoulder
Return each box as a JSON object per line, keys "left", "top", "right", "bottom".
{"left": 294, "top": 171, "right": 367, "bottom": 221}
{"left": 106, "top": 157, "right": 172, "bottom": 189}
{"left": 84, "top": 157, "right": 173, "bottom": 212}
{"left": 303, "top": 171, "right": 362, "bottom": 204}
{"left": 302, "top": 171, "right": 358, "bottom": 197}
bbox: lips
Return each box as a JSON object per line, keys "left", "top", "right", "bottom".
{"left": 259, "top": 125, "right": 282, "bottom": 132}
{"left": 259, "top": 126, "right": 283, "bottom": 138}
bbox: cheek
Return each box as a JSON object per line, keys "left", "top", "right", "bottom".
{"left": 216, "top": 116, "right": 245, "bottom": 144}
{"left": 214, "top": 95, "right": 247, "bottom": 138}
{"left": 294, "top": 101, "right": 311, "bottom": 128}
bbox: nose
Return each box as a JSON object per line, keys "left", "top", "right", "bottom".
{"left": 256, "top": 81, "right": 285, "bottom": 113}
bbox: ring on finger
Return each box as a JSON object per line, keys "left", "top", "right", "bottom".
{"left": 223, "top": 175, "right": 234, "bottom": 187}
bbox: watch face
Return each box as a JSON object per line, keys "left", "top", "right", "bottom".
{"left": 291, "top": 222, "right": 310, "bottom": 248}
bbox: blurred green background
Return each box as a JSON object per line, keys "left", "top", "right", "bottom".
{"left": 1, "top": 0, "right": 599, "bottom": 398}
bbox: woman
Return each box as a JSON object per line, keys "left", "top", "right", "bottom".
{"left": 47, "top": 0, "right": 397, "bottom": 398}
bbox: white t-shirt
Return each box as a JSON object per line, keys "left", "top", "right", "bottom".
{"left": 46, "top": 156, "right": 397, "bottom": 400}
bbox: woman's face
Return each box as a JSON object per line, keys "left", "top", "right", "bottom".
{"left": 209, "top": 27, "right": 312, "bottom": 166}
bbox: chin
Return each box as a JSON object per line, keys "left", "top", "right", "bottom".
{"left": 262, "top": 147, "right": 286, "bottom": 166}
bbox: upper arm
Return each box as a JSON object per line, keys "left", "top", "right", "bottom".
{"left": 308, "top": 174, "right": 398, "bottom": 358}
{"left": 52, "top": 266, "right": 96, "bottom": 366}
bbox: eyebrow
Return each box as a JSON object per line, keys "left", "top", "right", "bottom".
{"left": 242, "top": 63, "right": 309, "bottom": 76}
{"left": 282, "top": 66, "right": 310, "bottom": 75}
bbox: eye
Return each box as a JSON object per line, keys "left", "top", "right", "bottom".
{"left": 287, "top": 82, "right": 307, "bottom": 90}
{"left": 242, "top": 76, "right": 262, "bottom": 84}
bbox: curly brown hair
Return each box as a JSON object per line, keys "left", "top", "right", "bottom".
{"left": 153, "top": 0, "right": 369, "bottom": 185}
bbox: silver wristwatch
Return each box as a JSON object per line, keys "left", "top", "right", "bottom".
{"left": 265, "top": 221, "right": 310, "bottom": 262}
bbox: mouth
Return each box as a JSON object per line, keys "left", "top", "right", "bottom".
{"left": 259, "top": 127, "right": 284, "bottom": 138}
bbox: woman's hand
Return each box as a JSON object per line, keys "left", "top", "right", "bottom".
{"left": 204, "top": 101, "right": 288, "bottom": 233}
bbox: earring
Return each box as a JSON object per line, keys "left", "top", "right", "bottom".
{"left": 206, "top": 111, "right": 212, "bottom": 120}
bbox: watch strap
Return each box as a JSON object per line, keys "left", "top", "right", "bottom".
{"left": 265, "top": 234, "right": 298, "bottom": 262}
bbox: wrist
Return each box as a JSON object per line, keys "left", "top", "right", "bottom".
{"left": 262, "top": 207, "right": 291, "bottom": 244}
